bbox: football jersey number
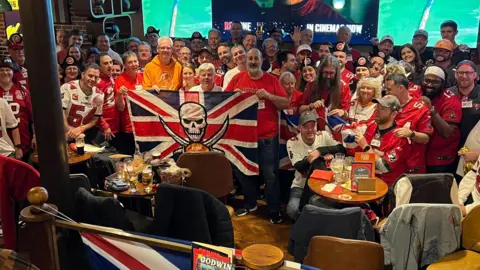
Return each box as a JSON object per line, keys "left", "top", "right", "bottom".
{"left": 444, "top": 91, "right": 455, "bottom": 99}
{"left": 413, "top": 102, "right": 424, "bottom": 109}
{"left": 67, "top": 104, "right": 97, "bottom": 128}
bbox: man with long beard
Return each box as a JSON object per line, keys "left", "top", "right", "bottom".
{"left": 420, "top": 66, "right": 462, "bottom": 173}
{"left": 299, "top": 55, "right": 351, "bottom": 126}
{"left": 225, "top": 49, "right": 289, "bottom": 224}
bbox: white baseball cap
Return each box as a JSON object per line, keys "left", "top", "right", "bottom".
{"left": 297, "top": 44, "right": 312, "bottom": 55}
{"left": 380, "top": 35, "right": 394, "bottom": 44}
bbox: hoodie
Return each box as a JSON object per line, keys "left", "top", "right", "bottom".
{"left": 142, "top": 56, "right": 182, "bottom": 91}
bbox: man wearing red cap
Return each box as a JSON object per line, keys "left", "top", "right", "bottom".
{"left": 7, "top": 33, "right": 28, "bottom": 89}
{"left": 0, "top": 57, "right": 33, "bottom": 159}
{"left": 432, "top": 39, "right": 457, "bottom": 88}
{"left": 96, "top": 53, "right": 119, "bottom": 142}
{"left": 332, "top": 42, "right": 354, "bottom": 87}
{"left": 420, "top": 66, "right": 462, "bottom": 173}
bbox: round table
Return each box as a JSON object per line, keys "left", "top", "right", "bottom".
{"left": 115, "top": 182, "right": 156, "bottom": 198}
{"left": 308, "top": 178, "right": 388, "bottom": 204}
{"left": 30, "top": 150, "right": 95, "bottom": 165}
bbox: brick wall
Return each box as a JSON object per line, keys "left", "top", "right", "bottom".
{"left": 0, "top": 13, "right": 7, "bottom": 56}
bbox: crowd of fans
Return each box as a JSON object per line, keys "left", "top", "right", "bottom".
{"left": 1, "top": 19, "right": 479, "bottom": 224}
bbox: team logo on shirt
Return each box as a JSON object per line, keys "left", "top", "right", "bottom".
{"left": 15, "top": 90, "right": 23, "bottom": 100}
{"left": 449, "top": 112, "right": 456, "bottom": 120}
{"left": 387, "top": 151, "right": 397, "bottom": 163}
{"left": 72, "top": 94, "right": 78, "bottom": 100}
{"left": 92, "top": 96, "right": 103, "bottom": 107}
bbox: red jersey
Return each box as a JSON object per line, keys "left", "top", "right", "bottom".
{"left": 301, "top": 81, "right": 352, "bottom": 128}
{"left": 407, "top": 82, "right": 422, "bottom": 99}
{"left": 345, "top": 48, "right": 361, "bottom": 72}
{"left": 427, "top": 89, "right": 462, "bottom": 166}
{"left": 363, "top": 122, "right": 410, "bottom": 186}
{"left": 14, "top": 67, "right": 28, "bottom": 89}
{"left": 114, "top": 72, "right": 143, "bottom": 133}
{"left": 284, "top": 90, "right": 303, "bottom": 115}
{"left": 97, "top": 75, "right": 120, "bottom": 134}
{"left": 0, "top": 83, "right": 33, "bottom": 154}
{"left": 341, "top": 69, "right": 355, "bottom": 86}
{"left": 396, "top": 97, "right": 433, "bottom": 173}
{"left": 225, "top": 71, "right": 287, "bottom": 139}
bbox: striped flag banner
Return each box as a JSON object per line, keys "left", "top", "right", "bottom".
{"left": 127, "top": 90, "right": 259, "bottom": 176}
{"left": 81, "top": 232, "right": 319, "bottom": 269}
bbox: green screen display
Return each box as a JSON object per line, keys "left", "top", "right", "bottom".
{"left": 142, "top": 0, "right": 212, "bottom": 38}
{"left": 378, "top": 0, "right": 480, "bottom": 47}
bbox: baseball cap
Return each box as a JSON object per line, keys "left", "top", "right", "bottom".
{"left": 333, "top": 42, "right": 348, "bottom": 53}
{"left": 434, "top": 39, "right": 454, "bottom": 52}
{"left": 198, "top": 46, "right": 212, "bottom": 55}
{"left": 380, "top": 35, "right": 394, "bottom": 45}
{"left": 269, "top": 27, "right": 282, "bottom": 35}
{"left": 7, "top": 33, "right": 24, "bottom": 50}
{"left": 456, "top": 60, "right": 476, "bottom": 71}
{"left": 190, "top": 31, "right": 204, "bottom": 41}
{"left": 299, "top": 110, "right": 319, "bottom": 126}
{"left": 424, "top": 66, "right": 446, "bottom": 81}
{"left": 145, "top": 26, "right": 160, "bottom": 36}
{"left": 413, "top": 29, "right": 428, "bottom": 39}
{"left": 296, "top": 44, "right": 312, "bottom": 55}
{"left": 0, "top": 57, "right": 16, "bottom": 70}
{"left": 373, "top": 95, "right": 401, "bottom": 111}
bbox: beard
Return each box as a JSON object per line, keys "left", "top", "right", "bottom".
{"left": 422, "top": 85, "right": 442, "bottom": 99}
{"left": 247, "top": 64, "right": 260, "bottom": 74}
{"left": 319, "top": 76, "right": 336, "bottom": 91}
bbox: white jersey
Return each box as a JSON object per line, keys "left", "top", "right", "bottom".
{"left": 348, "top": 100, "right": 376, "bottom": 124}
{"left": 0, "top": 98, "right": 18, "bottom": 156}
{"left": 189, "top": 84, "right": 223, "bottom": 92}
{"left": 61, "top": 80, "right": 104, "bottom": 128}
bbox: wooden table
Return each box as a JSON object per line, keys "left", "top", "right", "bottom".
{"left": 308, "top": 178, "right": 388, "bottom": 204}
{"left": 115, "top": 181, "right": 156, "bottom": 198}
{"left": 30, "top": 150, "right": 95, "bottom": 165}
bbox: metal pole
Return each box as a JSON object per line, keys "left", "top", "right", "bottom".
{"left": 18, "top": 0, "right": 70, "bottom": 211}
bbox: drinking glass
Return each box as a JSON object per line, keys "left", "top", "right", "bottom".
{"left": 124, "top": 158, "right": 138, "bottom": 192}
{"left": 343, "top": 157, "right": 354, "bottom": 185}
{"left": 330, "top": 157, "right": 344, "bottom": 185}
{"left": 115, "top": 161, "right": 125, "bottom": 181}
{"left": 75, "top": 135, "right": 85, "bottom": 156}
{"left": 142, "top": 165, "right": 153, "bottom": 193}
{"left": 335, "top": 153, "right": 345, "bottom": 160}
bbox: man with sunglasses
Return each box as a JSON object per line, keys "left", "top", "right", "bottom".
{"left": 420, "top": 66, "right": 462, "bottom": 173}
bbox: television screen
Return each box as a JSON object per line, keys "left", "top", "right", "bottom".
{"left": 212, "top": 0, "right": 379, "bottom": 45}
{"left": 142, "top": 0, "right": 212, "bottom": 38}
{"left": 378, "top": 0, "right": 480, "bottom": 47}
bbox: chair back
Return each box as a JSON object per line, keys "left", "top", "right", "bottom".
{"left": 177, "top": 152, "right": 233, "bottom": 198}
{"left": 462, "top": 205, "right": 480, "bottom": 252}
{"left": 304, "top": 236, "right": 384, "bottom": 270}
{"left": 393, "top": 173, "right": 459, "bottom": 208}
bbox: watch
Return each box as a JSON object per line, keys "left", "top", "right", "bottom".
{"left": 363, "top": 145, "right": 371, "bottom": 152}
{"left": 429, "top": 107, "right": 437, "bottom": 115}
{"left": 409, "top": 131, "right": 416, "bottom": 139}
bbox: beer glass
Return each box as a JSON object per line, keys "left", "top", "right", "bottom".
{"left": 142, "top": 165, "right": 153, "bottom": 193}
{"left": 75, "top": 134, "right": 85, "bottom": 156}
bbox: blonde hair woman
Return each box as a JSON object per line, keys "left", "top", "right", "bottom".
{"left": 348, "top": 78, "right": 381, "bottom": 123}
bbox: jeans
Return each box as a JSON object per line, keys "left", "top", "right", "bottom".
{"left": 286, "top": 187, "right": 303, "bottom": 220}
{"left": 234, "top": 136, "right": 280, "bottom": 212}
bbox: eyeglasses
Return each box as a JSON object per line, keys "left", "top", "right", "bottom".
{"left": 423, "top": 78, "right": 442, "bottom": 85}
{"left": 264, "top": 45, "right": 277, "bottom": 50}
{"left": 456, "top": 71, "right": 476, "bottom": 76}
{"left": 323, "top": 71, "right": 336, "bottom": 76}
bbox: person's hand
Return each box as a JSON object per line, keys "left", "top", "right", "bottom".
{"left": 354, "top": 129, "right": 368, "bottom": 149}
{"left": 459, "top": 151, "right": 479, "bottom": 162}
{"left": 310, "top": 100, "right": 324, "bottom": 109}
{"left": 31, "top": 136, "right": 37, "bottom": 149}
{"left": 14, "top": 148, "right": 23, "bottom": 160}
{"left": 328, "top": 109, "right": 345, "bottom": 118}
{"left": 370, "top": 37, "right": 379, "bottom": 46}
{"left": 420, "top": 96, "right": 432, "bottom": 109}
{"left": 68, "top": 127, "right": 83, "bottom": 139}
{"left": 119, "top": 86, "right": 129, "bottom": 96}
{"left": 289, "top": 26, "right": 301, "bottom": 46}
{"left": 460, "top": 205, "right": 467, "bottom": 217}
{"left": 256, "top": 89, "right": 272, "bottom": 100}
{"left": 307, "top": 150, "right": 321, "bottom": 163}
{"left": 256, "top": 30, "right": 263, "bottom": 40}
{"left": 324, "top": 153, "right": 334, "bottom": 161}
{"left": 152, "top": 85, "right": 161, "bottom": 93}
{"left": 394, "top": 127, "right": 413, "bottom": 138}
{"left": 104, "top": 128, "right": 115, "bottom": 141}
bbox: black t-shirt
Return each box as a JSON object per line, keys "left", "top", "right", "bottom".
{"left": 420, "top": 48, "right": 434, "bottom": 65}
{"left": 449, "top": 85, "right": 480, "bottom": 148}
{"left": 452, "top": 47, "right": 471, "bottom": 66}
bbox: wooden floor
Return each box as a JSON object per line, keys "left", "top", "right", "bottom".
{"left": 229, "top": 196, "right": 294, "bottom": 261}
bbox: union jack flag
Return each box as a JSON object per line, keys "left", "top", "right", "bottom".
{"left": 127, "top": 90, "right": 259, "bottom": 176}
{"left": 279, "top": 111, "right": 299, "bottom": 170}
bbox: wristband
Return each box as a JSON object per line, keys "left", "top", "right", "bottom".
{"left": 14, "top": 144, "right": 23, "bottom": 149}
{"left": 363, "top": 145, "right": 371, "bottom": 152}
{"left": 409, "top": 131, "right": 416, "bottom": 139}
{"left": 430, "top": 107, "right": 437, "bottom": 115}
{"left": 308, "top": 104, "right": 312, "bottom": 110}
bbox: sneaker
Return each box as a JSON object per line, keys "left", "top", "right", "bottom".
{"left": 234, "top": 206, "right": 258, "bottom": 217}
{"left": 269, "top": 212, "right": 283, "bottom": 224}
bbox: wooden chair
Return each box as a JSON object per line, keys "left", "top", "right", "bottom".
{"left": 177, "top": 152, "right": 233, "bottom": 199}
{"left": 427, "top": 206, "right": 480, "bottom": 269}
{"left": 304, "top": 236, "right": 384, "bottom": 270}
{"left": 177, "top": 152, "right": 234, "bottom": 217}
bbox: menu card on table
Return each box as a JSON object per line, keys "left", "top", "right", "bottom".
{"left": 351, "top": 153, "right": 375, "bottom": 192}
{"left": 192, "top": 242, "right": 235, "bottom": 270}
